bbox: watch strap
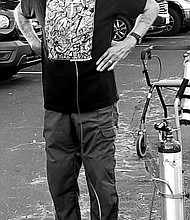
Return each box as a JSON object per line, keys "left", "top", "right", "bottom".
{"left": 129, "top": 32, "right": 142, "bottom": 45}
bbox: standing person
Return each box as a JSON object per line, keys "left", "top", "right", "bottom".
{"left": 14, "top": 0, "right": 159, "bottom": 219}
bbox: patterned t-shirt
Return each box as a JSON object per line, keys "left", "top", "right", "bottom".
{"left": 45, "top": 0, "right": 95, "bottom": 61}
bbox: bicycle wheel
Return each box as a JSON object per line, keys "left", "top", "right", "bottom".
{"left": 136, "top": 133, "right": 148, "bottom": 158}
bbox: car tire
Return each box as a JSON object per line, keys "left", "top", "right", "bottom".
{"left": 161, "top": 7, "right": 182, "bottom": 36}
{"left": 180, "top": 26, "right": 190, "bottom": 33}
{"left": 0, "top": 68, "right": 18, "bottom": 81}
{"left": 113, "top": 16, "right": 133, "bottom": 41}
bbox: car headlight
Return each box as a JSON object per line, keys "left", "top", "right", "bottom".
{"left": 0, "top": 15, "right": 10, "bottom": 29}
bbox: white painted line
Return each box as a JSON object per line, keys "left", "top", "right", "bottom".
{"left": 146, "top": 36, "right": 185, "bottom": 39}
{"left": 19, "top": 71, "right": 42, "bottom": 74}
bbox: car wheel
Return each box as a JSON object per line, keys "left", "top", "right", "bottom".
{"left": 113, "top": 16, "right": 133, "bottom": 41}
{"left": 161, "top": 8, "right": 182, "bottom": 36}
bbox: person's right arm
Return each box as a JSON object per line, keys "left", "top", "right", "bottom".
{"left": 14, "top": 3, "right": 41, "bottom": 55}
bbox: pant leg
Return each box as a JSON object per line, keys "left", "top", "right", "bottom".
{"left": 43, "top": 110, "right": 82, "bottom": 220}
{"left": 73, "top": 104, "right": 119, "bottom": 220}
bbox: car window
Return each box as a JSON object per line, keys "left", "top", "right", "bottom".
{"left": 0, "top": 0, "right": 20, "bottom": 10}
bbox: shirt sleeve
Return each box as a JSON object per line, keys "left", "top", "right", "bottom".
{"left": 21, "top": 0, "right": 36, "bottom": 19}
{"left": 118, "top": 0, "right": 147, "bottom": 19}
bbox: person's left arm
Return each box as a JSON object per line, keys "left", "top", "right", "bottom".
{"left": 96, "top": 0, "right": 159, "bottom": 72}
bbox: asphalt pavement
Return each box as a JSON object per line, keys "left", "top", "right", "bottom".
{"left": 1, "top": 33, "right": 190, "bottom": 219}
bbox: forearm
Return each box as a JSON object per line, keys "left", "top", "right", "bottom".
{"left": 14, "top": 4, "right": 41, "bottom": 53}
{"left": 129, "top": 0, "right": 159, "bottom": 37}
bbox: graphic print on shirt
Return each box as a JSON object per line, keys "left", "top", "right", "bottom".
{"left": 45, "top": 0, "right": 96, "bottom": 61}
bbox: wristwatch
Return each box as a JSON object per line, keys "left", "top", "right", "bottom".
{"left": 129, "top": 32, "right": 142, "bottom": 45}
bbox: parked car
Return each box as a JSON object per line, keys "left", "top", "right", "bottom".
{"left": 0, "top": 0, "right": 41, "bottom": 80}
{"left": 113, "top": 0, "right": 169, "bottom": 41}
{"left": 161, "top": 0, "right": 190, "bottom": 36}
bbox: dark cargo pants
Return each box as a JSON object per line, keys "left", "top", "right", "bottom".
{"left": 43, "top": 104, "right": 119, "bottom": 220}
